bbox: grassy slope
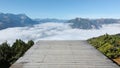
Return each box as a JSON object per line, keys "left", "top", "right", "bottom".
{"left": 88, "top": 34, "right": 120, "bottom": 66}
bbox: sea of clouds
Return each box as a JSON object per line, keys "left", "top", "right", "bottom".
{"left": 0, "top": 22, "right": 120, "bottom": 45}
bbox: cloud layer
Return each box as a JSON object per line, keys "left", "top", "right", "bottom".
{"left": 0, "top": 22, "right": 120, "bottom": 45}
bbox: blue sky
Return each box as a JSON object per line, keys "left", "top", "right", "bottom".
{"left": 0, "top": 0, "right": 120, "bottom": 19}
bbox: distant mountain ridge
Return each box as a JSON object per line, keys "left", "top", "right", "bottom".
{"left": 67, "top": 18, "right": 120, "bottom": 29}
{"left": 35, "top": 18, "right": 67, "bottom": 23}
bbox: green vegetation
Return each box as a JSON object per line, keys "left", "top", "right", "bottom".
{"left": 0, "top": 39, "right": 34, "bottom": 68}
{"left": 88, "top": 34, "right": 120, "bottom": 59}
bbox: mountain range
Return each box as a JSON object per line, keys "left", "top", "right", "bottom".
{"left": 0, "top": 13, "right": 37, "bottom": 29}
{"left": 0, "top": 13, "right": 120, "bottom": 30}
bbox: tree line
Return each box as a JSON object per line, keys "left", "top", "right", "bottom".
{"left": 0, "top": 39, "right": 34, "bottom": 68}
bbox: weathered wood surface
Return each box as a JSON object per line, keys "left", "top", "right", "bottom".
{"left": 10, "top": 40, "right": 119, "bottom": 68}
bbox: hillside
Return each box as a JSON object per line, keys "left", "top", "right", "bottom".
{"left": 88, "top": 34, "right": 120, "bottom": 65}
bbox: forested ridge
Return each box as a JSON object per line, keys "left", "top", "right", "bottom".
{"left": 0, "top": 39, "right": 34, "bottom": 68}
{"left": 88, "top": 34, "right": 120, "bottom": 65}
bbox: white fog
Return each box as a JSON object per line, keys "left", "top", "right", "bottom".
{"left": 0, "top": 22, "right": 120, "bottom": 45}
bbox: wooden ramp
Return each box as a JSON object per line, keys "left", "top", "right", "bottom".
{"left": 10, "top": 40, "right": 119, "bottom": 68}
